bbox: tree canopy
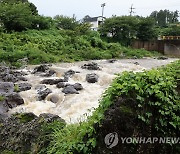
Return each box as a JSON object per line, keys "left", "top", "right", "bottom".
{"left": 0, "top": 1, "right": 50, "bottom": 31}
{"left": 150, "top": 10, "right": 179, "bottom": 27}
{"left": 99, "top": 16, "right": 159, "bottom": 45}
{"left": 99, "top": 16, "right": 140, "bottom": 45}
{"left": 136, "top": 18, "right": 157, "bottom": 41}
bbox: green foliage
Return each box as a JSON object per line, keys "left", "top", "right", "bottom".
{"left": 38, "top": 120, "right": 66, "bottom": 154}
{"left": 15, "top": 113, "right": 36, "bottom": 123}
{"left": 0, "top": 1, "right": 49, "bottom": 31}
{"left": 14, "top": 85, "right": 19, "bottom": 92}
{"left": 136, "top": 18, "right": 157, "bottom": 41}
{"left": 0, "top": 29, "right": 160, "bottom": 66}
{"left": 99, "top": 16, "right": 139, "bottom": 45}
{"left": 48, "top": 123, "right": 96, "bottom": 154}
{"left": 1, "top": 150, "right": 15, "bottom": 154}
{"left": 150, "top": 10, "right": 179, "bottom": 27}
{"left": 105, "top": 60, "right": 180, "bottom": 134}
{"left": 160, "top": 24, "right": 180, "bottom": 36}
{"left": 0, "top": 2, "right": 34, "bottom": 31}
{"left": 54, "top": 15, "right": 78, "bottom": 30}
{"left": 0, "top": 95, "right": 5, "bottom": 101}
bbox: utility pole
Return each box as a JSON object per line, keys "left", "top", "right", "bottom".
{"left": 101, "top": 3, "right": 106, "bottom": 22}
{"left": 129, "top": 4, "right": 135, "bottom": 16}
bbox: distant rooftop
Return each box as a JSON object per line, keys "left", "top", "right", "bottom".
{"left": 84, "top": 16, "right": 106, "bottom": 22}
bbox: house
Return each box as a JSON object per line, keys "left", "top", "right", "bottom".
{"left": 84, "top": 16, "right": 106, "bottom": 31}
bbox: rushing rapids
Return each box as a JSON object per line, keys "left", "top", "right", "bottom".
{"left": 8, "top": 58, "right": 176, "bottom": 123}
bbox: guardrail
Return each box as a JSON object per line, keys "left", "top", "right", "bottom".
{"left": 161, "top": 36, "right": 180, "bottom": 40}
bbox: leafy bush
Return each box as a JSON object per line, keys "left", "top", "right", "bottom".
{"left": 0, "top": 29, "right": 160, "bottom": 66}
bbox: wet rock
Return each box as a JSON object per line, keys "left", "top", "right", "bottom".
{"left": 17, "top": 76, "right": 28, "bottom": 81}
{"left": 64, "top": 69, "right": 75, "bottom": 77}
{"left": 157, "top": 56, "right": 168, "bottom": 60}
{"left": 62, "top": 86, "right": 79, "bottom": 94}
{"left": 17, "top": 58, "right": 28, "bottom": 66}
{"left": 108, "top": 59, "right": 117, "bottom": 63}
{"left": 0, "top": 113, "right": 65, "bottom": 153}
{"left": 134, "top": 62, "right": 140, "bottom": 65}
{"left": 37, "top": 88, "right": 52, "bottom": 101}
{"left": 0, "top": 100, "right": 9, "bottom": 114}
{"left": 32, "top": 65, "right": 49, "bottom": 74}
{"left": 40, "top": 79, "right": 56, "bottom": 85}
{"left": 56, "top": 82, "right": 66, "bottom": 88}
{"left": 55, "top": 78, "right": 67, "bottom": 83}
{"left": 73, "top": 83, "right": 83, "bottom": 91}
{"left": 64, "top": 70, "right": 80, "bottom": 79}
{"left": 2, "top": 73, "right": 19, "bottom": 83}
{"left": 132, "top": 56, "right": 138, "bottom": 59}
{"left": 42, "top": 70, "right": 56, "bottom": 77}
{"left": 48, "top": 95, "right": 59, "bottom": 103}
{"left": 41, "top": 78, "right": 67, "bottom": 85}
{"left": 0, "top": 66, "right": 9, "bottom": 73}
{"left": 86, "top": 73, "right": 99, "bottom": 83}
{"left": 39, "top": 113, "right": 65, "bottom": 123}
{"left": 5, "top": 92, "right": 24, "bottom": 108}
{"left": 16, "top": 83, "right": 32, "bottom": 92}
{"left": 0, "top": 82, "right": 14, "bottom": 95}
{"left": 35, "top": 85, "right": 46, "bottom": 92}
{"left": 0, "top": 69, "right": 26, "bottom": 83}
{"left": 81, "top": 62, "right": 101, "bottom": 70}
{"left": 10, "top": 70, "right": 27, "bottom": 77}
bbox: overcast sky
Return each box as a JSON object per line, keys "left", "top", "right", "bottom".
{"left": 29, "top": 0, "right": 180, "bottom": 19}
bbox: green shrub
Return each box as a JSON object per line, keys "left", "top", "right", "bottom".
{"left": 0, "top": 29, "right": 160, "bottom": 66}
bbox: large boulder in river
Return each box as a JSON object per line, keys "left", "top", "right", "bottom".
{"left": 15, "top": 82, "right": 32, "bottom": 92}
{"left": 73, "top": 83, "right": 83, "bottom": 91}
{"left": 35, "top": 85, "right": 47, "bottom": 92}
{"left": 0, "top": 83, "right": 24, "bottom": 113}
{"left": 86, "top": 73, "right": 99, "bottom": 83}
{"left": 37, "top": 88, "right": 52, "bottom": 101}
{"left": 64, "top": 69, "right": 80, "bottom": 78}
{"left": 62, "top": 85, "right": 79, "bottom": 94}
{"left": 0, "top": 68, "right": 27, "bottom": 83}
{"left": 32, "top": 64, "right": 49, "bottom": 74}
{"left": 0, "top": 100, "right": 9, "bottom": 114}
{"left": 5, "top": 92, "right": 24, "bottom": 108}
{"left": 41, "top": 78, "right": 67, "bottom": 85}
{"left": 1, "top": 73, "right": 19, "bottom": 83}
{"left": 81, "top": 62, "right": 101, "bottom": 70}
{"left": 0, "top": 82, "right": 14, "bottom": 95}
{"left": 41, "top": 70, "right": 56, "bottom": 77}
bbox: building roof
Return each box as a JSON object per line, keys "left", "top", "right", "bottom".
{"left": 84, "top": 16, "right": 106, "bottom": 22}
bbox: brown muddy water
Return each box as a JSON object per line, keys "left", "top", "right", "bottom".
{"left": 9, "top": 58, "right": 177, "bottom": 123}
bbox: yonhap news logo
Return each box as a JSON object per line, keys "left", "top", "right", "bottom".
{"left": 104, "top": 132, "right": 119, "bottom": 148}
{"left": 104, "top": 132, "right": 180, "bottom": 149}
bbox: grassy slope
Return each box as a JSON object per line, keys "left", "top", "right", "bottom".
{"left": 0, "top": 29, "right": 161, "bottom": 67}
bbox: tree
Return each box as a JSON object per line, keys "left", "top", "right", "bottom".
{"left": 0, "top": 1, "right": 49, "bottom": 31}
{"left": 136, "top": 18, "right": 157, "bottom": 41}
{"left": 160, "top": 25, "right": 180, "bottom": 36}
{"left": 0, "top": 2, "right": 34, "bottom": 31}
{"left": 0, "top": 0, "right": 38, "bottom": 15}
{"left": 150, "top": 10, "right": 179, "bottom": 27}
{"left": 54, "top": 15, "right": 78, "bottom": 30}
{"left": 32, "top": 16, "right": 53, "bottom": 30}
{"left": 99, "top": 16, "right": 139, "bottom": 46}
